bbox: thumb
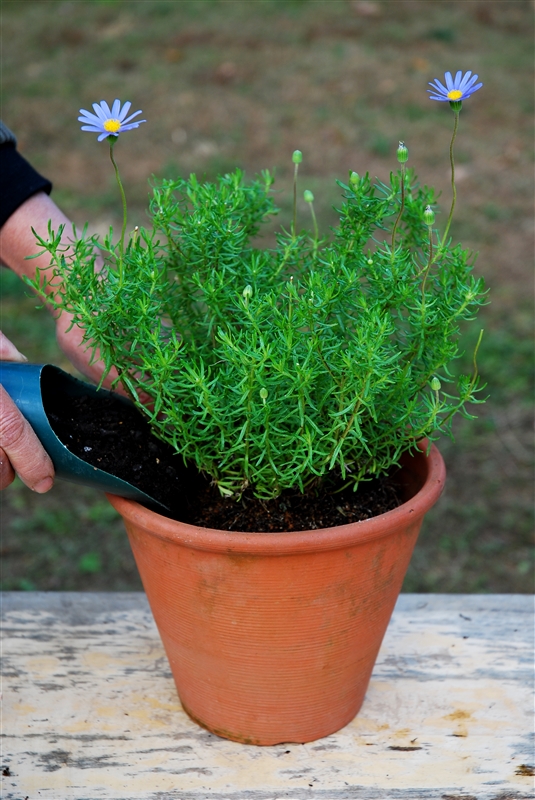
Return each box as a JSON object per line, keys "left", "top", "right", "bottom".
{"left": 0, "top": 331, "right": 28, "bottom": 362}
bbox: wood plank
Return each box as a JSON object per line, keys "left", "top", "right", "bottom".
{"left": 2, "top": 593, "right": 533, "bottom": 800}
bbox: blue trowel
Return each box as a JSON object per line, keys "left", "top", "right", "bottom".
{"left": 0, "top": 361, "right": 170, "bottom": 512}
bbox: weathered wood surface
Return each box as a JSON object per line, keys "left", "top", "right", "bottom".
{"left": 2, "top": 592, "right": 533, "bottom": 800}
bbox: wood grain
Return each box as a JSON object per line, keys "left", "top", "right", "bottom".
{"left": 2, "top": 593, "right": 533, "bottom": 799}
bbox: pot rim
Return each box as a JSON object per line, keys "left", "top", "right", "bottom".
{"left": 106, "top": 441, "right": 445, "bottom": 555}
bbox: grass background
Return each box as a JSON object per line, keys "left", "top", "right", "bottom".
{"left": 1, "top": 0, "right": 533, "bottom": 592}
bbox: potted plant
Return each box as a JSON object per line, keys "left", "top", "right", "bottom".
{"left": 29, "top": 72, "right": 486, "bottom": 745}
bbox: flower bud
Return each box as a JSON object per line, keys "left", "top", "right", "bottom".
{"left": 304, "top": 190, "right": 314, "bottom": 203}
{"left": 260, "top": 388, "right": 268, "bottom": 404}
{"left": 424, "top": 205, "right": 435, "bottom": 226}
{"left": 430, "top": 377, "right": 441, "bottom": 392}
{"left": 349, "top": 171, "right": 360, "bottom": 186}
{"left": 397, "top": 141, "right": 409, "bottom": 164}
{"left": 242, "top": 284, "right": 253, "bottom": 301}
{"left": 292, "top": 150, "right": 303, "bottom": 164}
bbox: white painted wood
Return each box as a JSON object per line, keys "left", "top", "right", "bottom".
{"left": 2, "top": 593, "right": 533, "bottom": 800}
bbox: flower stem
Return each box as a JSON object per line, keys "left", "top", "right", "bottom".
{"left": 292, "top": 162, "right": 299, "bottom": 239}
{"left": 390, "top": 165, "right": 405, "bottom": 259}
{"left": 441, "top": 110, "right": 460, "bottom": 249}
{"left": 422, "top": 225, "right": 433, "bottom": 300}
{"left": 309, "top": 201, "right": 318, "bottom": 257}
{"left": 108, "top": 137, "right": 128, "bottom": 266}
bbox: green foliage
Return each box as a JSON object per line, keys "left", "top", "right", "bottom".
{"left": 78, "top": 552, "right": 102, "bottom": 574}
{"left": 30, "top": 166, "right": 487, "bottom": 499}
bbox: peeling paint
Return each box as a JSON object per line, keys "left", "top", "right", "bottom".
{"left": 1, "top": 592, "right": 533, "bottom": 800}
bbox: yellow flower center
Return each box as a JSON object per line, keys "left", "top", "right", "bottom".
{"left": 103, "top": 118, "right": 121, "bottom": 133}
{"left": 447, "top": 89, "right": 463, "bottom": 100}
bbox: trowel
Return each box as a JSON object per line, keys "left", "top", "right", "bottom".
{"left": 0, "top": 361, "right": 170, "bottom": 513}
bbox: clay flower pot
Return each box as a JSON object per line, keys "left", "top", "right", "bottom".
{"left": 107, "top": 441, "right": 445, "bottom": 745}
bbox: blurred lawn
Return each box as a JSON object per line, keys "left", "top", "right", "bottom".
{"left": 1, "top": 0, "right": 533, "bottom": 592}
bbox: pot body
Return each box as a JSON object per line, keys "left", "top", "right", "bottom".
{"left": 107, "top": 442, "right": 445, "bottom": 745}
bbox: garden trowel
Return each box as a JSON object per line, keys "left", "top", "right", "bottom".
{"left": 0, "top": 361, "right": 170, "bottom": 513}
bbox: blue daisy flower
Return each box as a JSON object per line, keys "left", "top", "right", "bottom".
{"left": 78, "top": 99, "right": 146, "bottom": 141}
{"left": 427, "top": 70, "right": 483, "bottom": 103}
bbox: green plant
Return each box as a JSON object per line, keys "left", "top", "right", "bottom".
{"left": 30, "top": 76, "right": 487, "bottom": 501}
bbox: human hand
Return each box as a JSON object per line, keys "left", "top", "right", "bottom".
{"left": 0, "top": 331, "right": 55, "bottom": 492}
{"left": 55, "top": 310, "right": 123, "bottom": 391}
{"left": 0, "top": 191, "right": 147, "bottom": 408}
{"left": 55, "top": 311, "right": 153, "bottom": 406}
{"left": 56, "top": 312, "right": 153, "bottom": 406}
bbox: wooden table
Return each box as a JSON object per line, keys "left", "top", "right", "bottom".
{"left": 2, "top": 592, "right": 534, "bottom": 800}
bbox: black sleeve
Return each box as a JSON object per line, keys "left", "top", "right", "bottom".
{"left": 0, "top": 142, "right": 53, "bottom": 228}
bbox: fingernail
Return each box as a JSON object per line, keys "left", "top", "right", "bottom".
{"left": 33, "top": 477, "right": 54, "bottom": 493}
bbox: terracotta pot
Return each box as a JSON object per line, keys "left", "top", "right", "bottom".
{"left": 107, "top": 441, "right": 445, "bottom": 745}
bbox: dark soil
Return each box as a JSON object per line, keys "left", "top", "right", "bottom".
{"left": 44, "top": 387, "right": 401, "bottom": 532}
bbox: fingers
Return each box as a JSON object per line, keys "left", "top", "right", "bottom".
{"left": 0, "top": 330, "right": 52, "bottom": 489}
{"left": 0, "top": 441, "right": 15, "bottom": 489}
{"left": 55, "top": 313, "right": 114, "bottom": 386}
{"left": 1, "top": 330, "right": 53, "bottom": 491}
{"left": 0, "top": 385, "right": 54, "bottom": 492}
{"left": 55, "top": 314, "right": 153, "bottom": 406}
{"left": 0, "top": 330, "right": 28, "bottom": 362}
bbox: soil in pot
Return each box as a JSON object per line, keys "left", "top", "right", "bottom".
{"left": 45, "top": 385, "right": 402, "bottom": 530}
